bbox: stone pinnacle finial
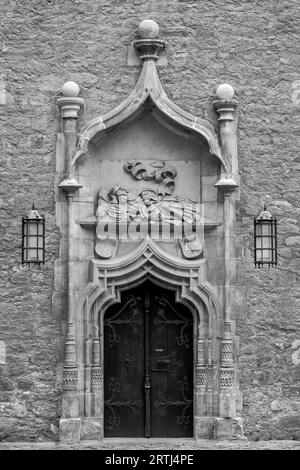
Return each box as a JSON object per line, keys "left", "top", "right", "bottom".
{"left": 133, "top": 19, "right": 165, "bottom": 61}
{"left": 138, "top": 19, "right": 159, "bottom": 39}
{"left": 216, "top": 84, "right": 235, "bottom": 101}
{"left": 62, "top": 81, "right": 80, "bottom": 98}
{"left": 58, "top": 81, "right": 84, "bottom": 119}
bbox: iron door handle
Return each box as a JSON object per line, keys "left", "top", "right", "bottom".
{"left": 158, "top": 359, "right": 171, "bottom": 365}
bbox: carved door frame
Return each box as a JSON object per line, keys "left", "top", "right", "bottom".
{"left": 99, "top": 279, "right": 198, "bottom": 439}
{"left": 57, "top": 21, "right": 244, "bottom": 443}
{"left": 102, "top": 280, "right": 195, "bottom": 438}
{"left": 60, "top": 239, "right": 240, "bottom": 441}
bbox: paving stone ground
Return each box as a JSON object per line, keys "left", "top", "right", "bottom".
{"left": 0, "top": 439, "right": 299, "bottom": 450}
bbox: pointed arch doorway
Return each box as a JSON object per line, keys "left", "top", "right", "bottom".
{"left": 103, "top": 281, "right": 194, "bottom": 438}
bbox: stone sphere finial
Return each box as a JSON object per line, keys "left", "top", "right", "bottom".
{"left": 62, "top": 81, "right": 80, "bottom": 97}
{"left": 138, "top": 19, "right": 159, "bottom": 39}
{"left": 216, "top": 84, "right": 235, "bottom": 101}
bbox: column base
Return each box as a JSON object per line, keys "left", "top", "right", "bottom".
{"left": 195, "top": 417, "right": 215, "bottom": 439}
{"left": 80, "top": 418, "right": 103, "bottom": 440}
{"left": 59, "top": 417, "right": 103, "bottom": 442}
{"left": 214, "top": 417, "right": 247, "bottom": 440}
{"left": 59, "top": 418, "right": 81, "bottom": 443}
{"left": 59, "top": 416, "right": 245, "bottom": 442}
{"left": 61, "top": 391, "right": 79, "bottom": 418}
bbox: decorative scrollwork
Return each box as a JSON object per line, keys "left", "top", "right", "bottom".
{"left": 104, "top": 377, "right": 143, "bottom": 431}
{"left": 153, "top": 376, "right": 192, "bottom": 428}
{"left": 124, "top": 161, "right": 177, "bottom": 195}
{"left": 104, "top": 295, "right": 142, "bottom": 346}
{"left": 154, "top": 295, "right": 192, "bottom": 349}
{"left": 121, "top": 354, "right": 134, "bottom": 371}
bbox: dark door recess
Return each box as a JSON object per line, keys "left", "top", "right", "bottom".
{"left": 104, "top": 282, "right": 193, "bottom": 437}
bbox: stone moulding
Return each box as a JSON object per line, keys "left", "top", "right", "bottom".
{"left": 78, "top": 214, "right": 222, "bottom": 230}
{"left": 71, "top": 59, "right": 226, "bottom": 170}
{"left": 74, "top": 237, "right": 222, "bottom": 326}
{"left": 67, "top": 237, "right": 227, "bottom": 441}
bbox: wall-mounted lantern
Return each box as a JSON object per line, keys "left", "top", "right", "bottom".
{"left": 254, "top": 205, "right": 277, "bottom": 268}
{"left": 22, "top": 204, "right": 45, "bottom": 266}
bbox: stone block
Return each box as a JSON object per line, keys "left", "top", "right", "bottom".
{"left": 214, "top": 417, "right": 246, "bottom": 440}
{"left": 285, "top": 236, "right": 300, "bottom": 246}
{"left": 59, "top": 418, "right": 81, "bottom": 443}
{"left": 219, "top": 392, "right": 237, "bottom": 418}
{"left": 195, "top": 417, "right": 215, "bottom": 439}
{"left": 279, "top": 413, "right": 300, "bottom": 430}
{"left": 61, "top": 393, "right": 79, "bottom": 418}
{"left": 214, "top": 418, "right": 232, "bottom": 440}
{"left": 80, "top": 418, "right": 103, "bottom": 440}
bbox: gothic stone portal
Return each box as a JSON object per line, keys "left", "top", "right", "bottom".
{"left": 58, "top": 38, "right": 243, "bottom": 441}
{"left": 104, "top": 282, "right": 194, "bottom": 438}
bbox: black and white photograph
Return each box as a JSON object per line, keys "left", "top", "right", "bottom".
{"left": 0, "top": 0, "right": 299, "bottom": 459}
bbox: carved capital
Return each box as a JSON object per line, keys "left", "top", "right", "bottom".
{"left": 57, "top": 96, "right": 84, "bottom": 119}
{"left": 215, "top": 177, "right": 239, "bottom": 192}
{"left": 58, "top": 178, "right": 82, "bottom": 194}
{"left": 133, "top": 38, "right": 165, "bottom": 61}
{"left": 213, "top": 100, "right": 238, "bottom": 122}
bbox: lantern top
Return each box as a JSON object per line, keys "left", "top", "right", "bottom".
{"left": 27, "top": 203, "right": 42, "bottom": 219}
{"left": 256, "top": 204, "right": 273, "bottom": 220}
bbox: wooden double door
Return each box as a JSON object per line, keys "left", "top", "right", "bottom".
{"left": 104, "top": 282, "right": 193, "bottom": 437}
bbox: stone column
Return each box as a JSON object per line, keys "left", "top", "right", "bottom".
{"left": 91, "top": 322, "right": 102, "bottom": 419}
{"left": 57, "top": 82, "right": 84, "bottom": 442}
{"left": 218, "top": 187, "right": 237, "bottom": 419}
{"left": 213, "top": 84, "right": 238, "bottom": 181}
{"left": 195, "top": 333, "right": 215, "bottom": 439}
{"left": 214, "top": 86, "right": 244, "bottom": 439}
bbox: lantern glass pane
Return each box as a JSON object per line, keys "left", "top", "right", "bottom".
{"left": 22, "top": 217, "right": 45, "bottom": 265}
{"left": 37, "top": 222, "right": 44, "bottom": 236}
{"left": 261, "top": 223, "right": 271, "bottom": 236}
{"left": 254, "top": 215, "right": 277, "bottom": 267}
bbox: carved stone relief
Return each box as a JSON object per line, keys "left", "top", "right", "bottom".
{"left": 124, "top": 161, "right": 177, "bottom": 195}
{"left": 94, "top": 161, "right": 203, "bottom": 260}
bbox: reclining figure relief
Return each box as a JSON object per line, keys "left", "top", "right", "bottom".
{"left": 95, "top": 183, "right": 203, "bottom": 260}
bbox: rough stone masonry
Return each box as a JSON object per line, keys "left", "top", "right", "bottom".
{"left": 0, "top": 0, "right": 299, "bottom": 442}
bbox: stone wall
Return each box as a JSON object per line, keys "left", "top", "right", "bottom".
{"left": 0, "top": 0, "right": 299, "bottom": 441}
